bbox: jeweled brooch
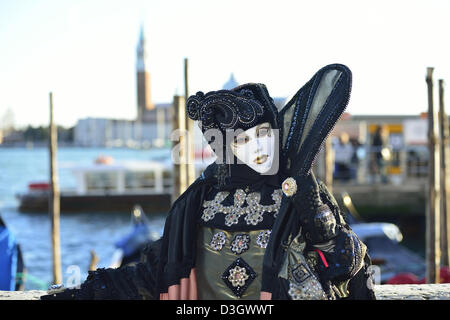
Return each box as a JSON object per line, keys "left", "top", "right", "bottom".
{"left": 230, "top": 234, "right": 250, "bottom": 255}
{"left": 221, "top": 258, "right": 257, "bottom": 297}
{"left": 228, "top": 266, "right": 249, "bottom": 287}
{"left": 282, "top": 177, "right": 297, "bottom": 197}
{"left": 210, "top": 231, "right": 227, "bottom": 251}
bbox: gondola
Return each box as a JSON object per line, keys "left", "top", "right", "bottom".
{"left": 0, "top": 213, "right": 25, "bottom": 290}
{"left": 109, "top": 205, "right": 159, "bottom": 268}
{"left": 340, "top": 191, "right": 428, "bottom": 283}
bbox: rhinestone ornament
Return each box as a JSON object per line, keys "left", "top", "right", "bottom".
{"left": 256, "top": 230, "right": 271, "bottom": 248}
{"left": 282, "top": 177, "right": 297, "bottom": 197}
{"left": 210, "top": 231, "right": 227, "bottom": 251}
{"left": 221, "top": 258, "right": 257, "bottom": 298}
{"left": 230, "top": 234, "right": 250, "bottom": 255}
{"left": 228, "top": 266, "right": 249, "bottom": 287}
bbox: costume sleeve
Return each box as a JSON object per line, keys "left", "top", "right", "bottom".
{"left": 289, "top": 174, "right": 367, "bottom": 298}
{"left": 40, "top": 239, "right": 161, "bottom": 300}
{"left": 40, "top": 170, "right": 212, "bottom": 301}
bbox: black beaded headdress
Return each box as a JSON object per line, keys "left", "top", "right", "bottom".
{"left": 186, "top": 83, "right": 279, "bottom": 187}
{"left": 186, "top": 83, "right": 278, "bottom": 134}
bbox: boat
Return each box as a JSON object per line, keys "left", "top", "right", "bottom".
{"left": 16, "top": 152, "right": 215, "bottom": 214}
{"left": 340, "top": 191, "right": 427, "bottom": 283}
{"left": 109, "top": 205, "right": 160, "bottom": 268}
{"left": 0, "top": 213, "right": 25, "bottom": 290}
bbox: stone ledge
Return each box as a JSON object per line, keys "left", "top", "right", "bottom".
{"left": 0, "top": 290, "right": 46, "bottom": 300}
{"left": 1, "top": 284, "right": 449, "bottom": 300}
{"left": 373, "top": 284, "right": 450, "bottom": 300}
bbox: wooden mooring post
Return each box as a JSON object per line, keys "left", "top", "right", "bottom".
{"left": 184, "top": 57, "right": 196, "bottom": 185}
{"left": 171, "top": 58, "right": 197, "bottom": 202}
{"left": 172, "top": 95, "right": 187, "bottom": 202}
{"left": 48, "top": 92, "right": 62, "bottom": 285}
{"left": 438, "top": 79, "right": 450, "bottom": 267}
{"left": 425, "top": 67, "right": 441, "bottom": 283}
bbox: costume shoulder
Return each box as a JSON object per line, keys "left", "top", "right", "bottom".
{"left": 167, "top": 162, "right": 216, "bottom": 212}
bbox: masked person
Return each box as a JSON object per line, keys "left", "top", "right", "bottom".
{"left": 41, "top": 64, "right": 376, "bottom": 300}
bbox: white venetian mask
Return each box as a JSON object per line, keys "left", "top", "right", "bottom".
{"left": 230, "top": 122, "right": 276, "bottom": 174}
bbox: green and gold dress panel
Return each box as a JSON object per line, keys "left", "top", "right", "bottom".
{"left": 196, "top": 227, "right": 271, "bottom": 299}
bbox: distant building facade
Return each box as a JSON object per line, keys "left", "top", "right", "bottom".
{"left": 74, "top": 117, "right": 169, "bottom": 148}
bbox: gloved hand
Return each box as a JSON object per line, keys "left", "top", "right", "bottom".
{"left": 285, "top": 173, "right": 338, "bottom": 245}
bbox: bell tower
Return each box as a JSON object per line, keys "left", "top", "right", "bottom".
{"left": 136, "top": 24, "right": 154, "bottom": 121}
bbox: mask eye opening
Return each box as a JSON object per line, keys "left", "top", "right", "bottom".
{"left": 233, "top": 134, "right": 250, "bottom": 147}
{"left": 256, "top": 123, "right": 272, "bottom": 138}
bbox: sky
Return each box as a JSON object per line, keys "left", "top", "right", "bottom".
{"left": 0, "top": 0, "right": 449, "bottom": 128}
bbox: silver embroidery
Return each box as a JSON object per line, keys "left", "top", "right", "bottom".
{"left": 230, "top": 234, "right": 250, "bottom": 254}
{"left": 256, "top": 230, "right": 271, "bottom": 248}
{"left": 210, "top": 231, "right": 227, "bottom": 251}
{"left": 201, "top": 189, "right": 283, "bottom": 226}
{"left": 201, "top": 191, "right": 229, "bottom": 222}
{"left": 288, "top": 280, "right": 327, "bottom": 300}
{"left": 271, "top": 189, "right": 283, "bottom": 218}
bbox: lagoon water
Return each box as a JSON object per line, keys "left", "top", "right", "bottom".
{"left": 0, "top": 147, "right": 170, "bottom": 290}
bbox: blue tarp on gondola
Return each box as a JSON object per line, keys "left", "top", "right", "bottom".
{"left": 0, "top": 225, "right": 18, "bottom": 290}
{"left": 115, "top": 223, "right": 151, "bottom": 257}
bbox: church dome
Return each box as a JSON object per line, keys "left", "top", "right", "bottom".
{"left": 222, "top": 73, "right": 239, "bottom": 90}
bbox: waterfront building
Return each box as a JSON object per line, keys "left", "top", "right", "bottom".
{"left": 325, "top": 113, "right": 431, "bottom": 185}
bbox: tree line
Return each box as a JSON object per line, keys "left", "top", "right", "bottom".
{"left": 1, "top": 125, "right": 74, "bottom": 144}
{"left": 22, "top": 125, "right": 74, "bottom": 142}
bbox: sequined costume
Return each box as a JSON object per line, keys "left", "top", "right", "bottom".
{"left": 41, "top": 64, "right": 376, "bottom": 300}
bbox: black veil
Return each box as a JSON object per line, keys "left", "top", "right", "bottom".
{"left": 263, "top": 64, "right": 353, "bottom": 296}
{"left": 278, "top": 64, "right": 352, "bottom": 178}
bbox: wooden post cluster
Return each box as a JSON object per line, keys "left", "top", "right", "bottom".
{"left": 48, "top": 92, "right": 62, "bottom": 285}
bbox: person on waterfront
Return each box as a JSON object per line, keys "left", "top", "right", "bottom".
{"left": 371, "top": 125, "right": 389, "bottom": 184}
{"left": 41, "top": 64, "right": 376, "bottom": 300}
{"left": 333, "top": 132, "right": 354, "bottom": 182}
